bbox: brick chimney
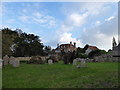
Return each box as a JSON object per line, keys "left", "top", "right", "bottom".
{"left": 74, "top": 42, "right": 76, "bottom": 48}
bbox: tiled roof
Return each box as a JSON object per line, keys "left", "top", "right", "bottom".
{"left": 88, "top": 46, "right": 98, "bottom": 50}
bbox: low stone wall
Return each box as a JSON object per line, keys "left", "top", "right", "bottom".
{"left": 75, "top": 58, "right": 95, "bottom": 62}
{"left": 15, "top": 56, "right": 49, "bottom": 61}
{"left": 15, "top": 57, "right": 31, "bottom": 61}
{"left": 94, "top": 53, "right": 119, "bottom": 62}
{"left": 40, "top": 56, "right": 49, "bottom": 61}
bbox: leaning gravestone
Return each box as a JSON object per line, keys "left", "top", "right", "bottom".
{"left": 3, "top": 55, "right": 9, "bottom": 66}
{"left": 12, "top": 58, "right": 20, "bottom": 67}
{"left": 48, "top": 59, "right": 53, "bottom": 64}
{"left": 73, "top": 59, "right": 77, "bottom": 65}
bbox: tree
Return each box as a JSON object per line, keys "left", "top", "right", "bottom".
{"left": 44, "top": 46, "right": 51, "bottom": 55}
{"left": 1, "top": 28, "right": 45, "bottom": 57}
{"left": 14, "top": 33, "right": 44, "bottom": 57}
{"left": 2, "top": 28, "right": 18, "bottom": 57}
{"left": 88, "top": 49, "right": 107, "bottom": 58}
{"left": 82, "top": 44, "right": 89, "bottom": 53}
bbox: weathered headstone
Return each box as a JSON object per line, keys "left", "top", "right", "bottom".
{"left": 48, "top": 59, "right": 53, "bottom": 64}
{"left": 3, "top": 55, "right": 9, "bottom": 66}
{"left": 80, "top": 59, "right": 86, "bottom": 67}
{"left": 9, "top": 56, "right": 15, "bottom": 65}
{"left": 12, "top": 59, "right": 20, "bottom": 67}
{"left": 73, "top": 59, "right": 77, "bottom": 65}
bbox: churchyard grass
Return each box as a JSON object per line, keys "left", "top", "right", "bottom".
{"left": 2, "top": 61, "right": 119, "bottom": 88}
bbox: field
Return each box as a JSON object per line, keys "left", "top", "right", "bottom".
{"left": 2, "top": 61, "right": 119, "bottom": 88}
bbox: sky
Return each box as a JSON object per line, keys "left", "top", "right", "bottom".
{"left": 0, "top": 2, "right": 119, "bottom": 51}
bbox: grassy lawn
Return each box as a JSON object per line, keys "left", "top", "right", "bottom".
{"left": 2, "top": 61, "right": 119, "bottom": 88}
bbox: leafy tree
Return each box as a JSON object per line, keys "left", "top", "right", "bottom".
{"left": 82, "top": 44, "right": 89, "bottom": 53}
{"left": 2, "top": 28, "right": 18, "bottom": 57}
{"left": 44, "top": 46, "right": 51, "bottom": 55}
{"left": 88, "top": 49, "right": 107, "bottom": 58}
{"left": 76, "top": 47, "right": 83, "bottom": 53}
{"left": 76, "top": 47, "right": 87, "bottom": 58}
{"left": 14, "top": 33, "right": 44, "bottom": 57}
{"left": 1, "top": 28, "right": 45, "bottom": 57}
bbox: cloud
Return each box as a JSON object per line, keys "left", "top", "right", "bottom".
{"left": 46, "top": 32, "right": 83, "bottom": 49}
{"left": 18, "top": 11, "right": 57, "bottom": 28}
{"left": 2, "top": 2, "right": 117, "bottom": 51}
{"left": 96, "top": 21, "right": 100, "bottom": 25}
{"left": 61, "top": 2, "right": 111, "bottom": 17}
{"left": 52, "top": 12, "right": 86, "bottom": 48}
{"left": 19, "top": 15, "right": 29, "bottom": 22}
{"left": 99, "top": 15, "right": 117, "bottom": 36}
{"left": 81, "top": 15, "right": 118, "bottom": 50}
{"left": 59, "top": 32, "right": 83, "bottom": 47}
{"left": 46, "top": 2, "right": 117, "bottom": 50}
{"left": 33, "top": 12, "right": 43, "bottom": 17}
{"left": 105, "top": 16, "right": 115, "bottom": 21}
{"left": 32, "top": 14, "right": 57, "bottom": 28}
{"left": 65, "top": 13, "right": 87, "bottom": 27}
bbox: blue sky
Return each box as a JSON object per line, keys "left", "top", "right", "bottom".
{"left": 1, "top": 2, "right": 118, "bottom": 51}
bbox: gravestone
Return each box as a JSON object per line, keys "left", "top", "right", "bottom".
{"left": 12, "top": 58, "right": 20, "bottom": 67}
{"left": 76, "top": 64, "right": 80, "bottom": 68}
{"left": 48, "top": 59, "right": 53, "bottom": 64}
{"left": 76, "top": 59, "right": 86, "bottom": 68}
{"left": 80, "top": 59, "right": 86, "bottom": 67}
{"left": 73, "top": 59, "right": 77, "bottom": 65}
{"left": 9, "top": 56, "right": 15, "bottom": 65}
{"left": 3, "top": 55, "right": 9, "bottom": 66}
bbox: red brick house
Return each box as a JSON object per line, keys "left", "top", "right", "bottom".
{"left": 55, "top": 42, "right": 76, "bottom": 53}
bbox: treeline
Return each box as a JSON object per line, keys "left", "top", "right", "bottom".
{"left": 1, "top": 28, "right": 51, "bottom": 57}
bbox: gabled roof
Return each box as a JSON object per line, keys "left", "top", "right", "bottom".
{"left": 88, "top": 46, "right": 99, "bottom": 50}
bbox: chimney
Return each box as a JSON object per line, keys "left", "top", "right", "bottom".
{"left": 70, "top": 41, "right": 72, "bottom": 45}
{"left": 74, "top": 42, "right": 76, "bottom": 48}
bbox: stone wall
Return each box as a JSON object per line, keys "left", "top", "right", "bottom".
{"left": 14, "top": 56, "right": 49, "bottom": 61}
{"left": 15, "top": 57, "right": 31, "bottom": 61}
{"left": 94, "top": 53, "right": 119, "bottom": 62}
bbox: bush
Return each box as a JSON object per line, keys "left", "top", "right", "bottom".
{"left": 27, "top": 56, "right": 45, "bottom": 64}
{"left": 76, "top": 53, "right": 88, "bottom": 58}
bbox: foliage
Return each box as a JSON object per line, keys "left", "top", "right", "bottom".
{"left": 82, "top": 44, "right": 89, "bottom": 53}
{"left": 76, "top": 53, "right": 88, "bottom": 58}
{"left": 88, "top": 49, "right": 107, "bottom": 58}
{"left": 27, "top": 56, "right": 45, "bottom": 64}
{"left": 13, "top": 33, "right": 44, "bottom": 57}
{"left": 2, "top": 28, "right": 18, "bottom": 57}
{"left": 76, "top": 47, "right": 87, "bottom": 58}
{"left": 1, "top": 28, "right": 44, "bottom": 57}
{"left": 44, "top": 46, "right": 51, "bottom": 55}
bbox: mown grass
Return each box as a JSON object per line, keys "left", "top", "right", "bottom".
{"left": 2, "top": 61, "right": 119, "bottom": 88}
